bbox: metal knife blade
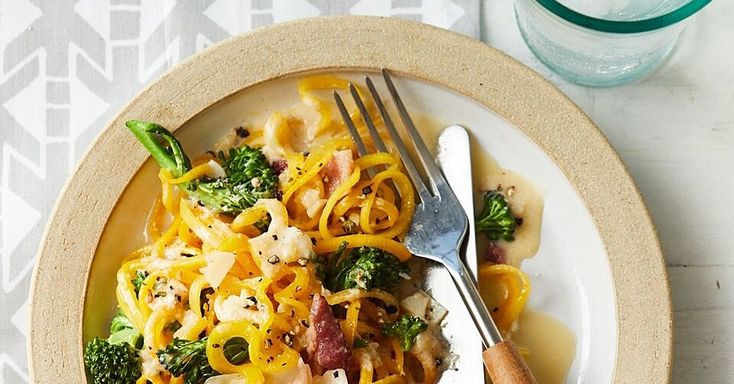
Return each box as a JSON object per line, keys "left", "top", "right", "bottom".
{"left": 437, "top": 125, "right": 478, "bottom": 277}
{"left": 426, "top": 124, "right": 483, "bottom": 382}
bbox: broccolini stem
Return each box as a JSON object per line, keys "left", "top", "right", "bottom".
{"left": 126, "top": 120, "right": 191, "bottom": 178}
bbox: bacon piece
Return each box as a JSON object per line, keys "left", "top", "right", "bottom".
{"left": 307, "top": 294, "right": 351, "bottom": 373}
{"left": 271, "top": 159, "right": 288, "bottom": 175}
{"left": 321, "top": 150, "right": 354, "bottom": 196}
{"left": 485, "top": 241, "right": 506, "bottom": 264}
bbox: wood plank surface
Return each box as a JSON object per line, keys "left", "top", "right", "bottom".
{"left": 482, "top": 1, "right": 734, "bottom": 382}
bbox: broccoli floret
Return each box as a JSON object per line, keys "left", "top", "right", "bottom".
{"left": 157, "top": 337, "right": 249, "bottom": 384}
{"left": 126, "top": 120, "right": 279, "bottom": 214}
{"left": 84, "top": 337, "right": 141, "bottom": 384}
{"left": 475, "top": 190, "right": 519, "bottom": 241}
{"left": 84, "top": 312, "right": 143, "bottom": 383}
{"left": 317, "top": 243, "right": 409, "bottom": 292}
{"left": 195, "top": 146, "right": 279, "bottom": 213}
{"left": 157, "top": 338, "right": 215, "bottom": 384}
{"left": 312, "top": 242, "right": 347, "bottom": 285}
{"left": 382, "top": 315, "right": 428, "bottom": 352}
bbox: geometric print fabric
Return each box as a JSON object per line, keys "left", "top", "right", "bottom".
{"left": 0, "top": 0, "right": 478, "bottom": 382}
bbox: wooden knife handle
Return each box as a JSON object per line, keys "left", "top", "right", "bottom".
{"left": 483, "top": 340, "right": 537, "bottom": 384}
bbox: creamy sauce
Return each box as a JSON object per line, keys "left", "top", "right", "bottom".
{"left": 474, "top": 161, "right": 575, "bottom": 384}
{"left": 514, "top": 310, "right": 577, "bottom": 384}
{"left": 476, "top": 170, "right": 544, "bottom": 266}
{"left": 419, "top": 117, "right": 543, "bottom": 265}
{"left": 420, "top": 117, "right": 576, "bottom": 384}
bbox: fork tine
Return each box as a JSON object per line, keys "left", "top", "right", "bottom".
{"left": 348, "top": 84, "right": 388, "bottom": 154}
{"left": 333, "top": 91, "right": 369, "bottom": 158}
{"left": 349, "top": 83, "right": 404, "bottom": 200}
{"left": 365, "top": 76, "right": 432, "bottom": 201}
{"left": 381, "top": 69, "right": 447, "bottom": 193}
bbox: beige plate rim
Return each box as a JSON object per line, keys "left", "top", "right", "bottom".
{"left": 29, "top": 16, "right": 672, "bottom": 383}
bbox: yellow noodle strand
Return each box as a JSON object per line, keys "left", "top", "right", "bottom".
{"left": 206, "top": 321, "right": 266, "bottom": 382}
{"left": 166, "top": 162, "right": 214, "bottom": 184}
{"left": 179, "top": 199, "right": 223, "bottom": 247}
{"left": 344, "top": 299, "right": 361, "bottom": 347}
{"left": 479, "top": 263, "right": 531, "bottom": 332}
{"left": 391, "top": 338, "right": 404, "bottom": 375}
{"left": 319, "top": 165, "right": 362, "bottom": 239}
{"left": 315, "top": 235, "right": 411, "bottom": 262}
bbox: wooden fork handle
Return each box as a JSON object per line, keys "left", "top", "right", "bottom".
{"left": 483, "top": 340, "right": 537, "bottom": 384}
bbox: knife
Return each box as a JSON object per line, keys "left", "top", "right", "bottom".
{"left": 437, "top": 125, "right": 479, "bottom": 278}
{"left": 428, "top": 125, "right": 484, "bottom": 381}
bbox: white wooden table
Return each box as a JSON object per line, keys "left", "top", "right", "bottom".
{"left": 482, "top": 2, "right": 733, "bottom": 383}
{"left": 2, "top": 1, "right": 728, "bottom": 382}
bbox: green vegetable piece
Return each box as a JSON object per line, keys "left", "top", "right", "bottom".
{"left": 126, "top": 120, "right": 279, "bottom": 214}
{"left": 157, "top": 337, "right": 249, "bottom": 384}
{"left": 254, "top": 213, "right": 272, "bottom": 233}
{"left": 132, "top": 270, "right": 148, "bottom": 296}
{"left": 353, "top": 338, "right": 369, "bottom": 348}
{"left": 84, "top": 312, "right": 144, "bottom": 381}
{"left": 312, "top": 242, "right": 347, "bottom": 284}
{"left": 315, "top": 243, "right": 409, "bottom": 292}
{"left": 108, "top": 328, "right": 143, "bottom": 350}
{"left": 110, "top": 311, "right": 135, "bottom": 333}
{"left": 475, "top": 190, "right": 518, "bottom": 241}
{"left": 222, "top": 337, "right": 249, "bottom": 365}
{"left": 126, "top": 120, "right": 191, "bottom": 178}
{"left": 107, "top": 311, "right": 143, "bottom": 349}
{"left": 382, "top": 315, "right": 428, "bottom": 352}
{"left": 332, "top": 246, "right": 409, "bottom": 292}
{"left": 84, "top": 337, "right": 141, "bottom": 384}
{"left": 157, "top": 338, "right": 215, "bottom": 384}
{"left": 195, "top": 146, "right": 280, "bottom": 213}
{"left": 166, "top": 320, "right": 182, "bottom": 333}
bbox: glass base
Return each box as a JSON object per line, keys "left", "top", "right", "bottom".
{"left": 514, "top": 1, "right": 683, "bottom": 87}
{"left": 519, "top": 24, "right": 678, "bottom": 87}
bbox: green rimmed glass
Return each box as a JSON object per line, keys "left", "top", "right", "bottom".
{"left": 515, "top": 0, "right": 712, "bottom": 86}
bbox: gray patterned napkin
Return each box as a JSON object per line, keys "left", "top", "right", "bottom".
{"left": 0, "top": 0, "right": 479, "bottom": 382}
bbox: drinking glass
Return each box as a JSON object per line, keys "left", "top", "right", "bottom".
{"left": 514, "top": 0, "right": 712, "bottom": 86}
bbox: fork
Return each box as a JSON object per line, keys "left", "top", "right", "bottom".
{"left": 333, "top": 69, "right": 537, "bottom": 384}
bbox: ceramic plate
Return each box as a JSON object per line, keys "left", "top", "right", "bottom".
{"left": 29, "top": 16, "right": 672, "bottom": 383}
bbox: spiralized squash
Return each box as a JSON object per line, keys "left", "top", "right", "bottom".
{"left": 110, "top": 75, "right": 534, "bottom": 384}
